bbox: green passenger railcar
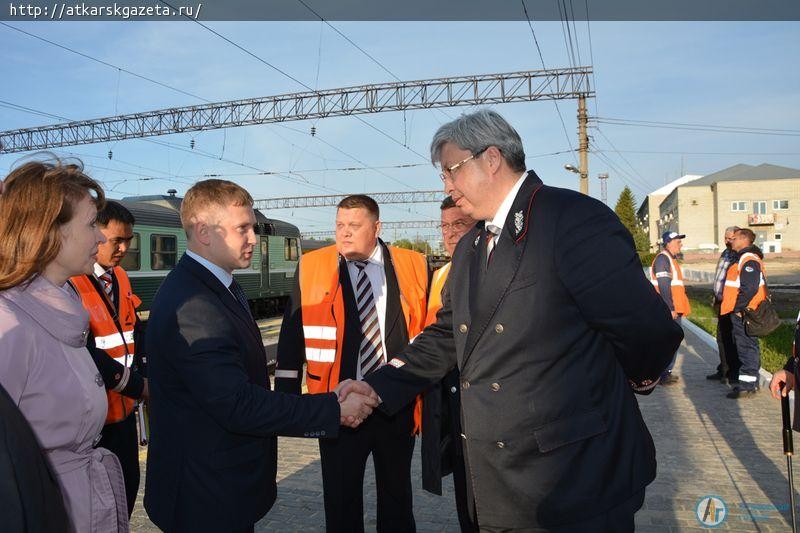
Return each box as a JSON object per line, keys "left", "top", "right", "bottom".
{"left": 118, "top": 193, "right": 301, "bottom": 315}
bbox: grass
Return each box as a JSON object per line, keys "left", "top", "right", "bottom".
{"left": 686, "top": 296, "right": 794, "bottom": 374}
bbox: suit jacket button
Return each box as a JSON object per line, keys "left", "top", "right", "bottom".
{"left": 494, "top": 323, "right": 504, "bottom": 334}
{"left": 496, "top": 441, "right": 505, "bottom": 449}
{"left": 450, "top": 386, "right": 457, "bottom": 394}
{"left": 461, "top": 380, "right": 470, "bottom": 390}
{"left": 459, "top": 324, "right": 468, "bottom": 334}
{"left": 491, "top": 382, "right": 501, "bottom": 391}
{"left": 460, "top": 433, "right": 467, "bottom": 440}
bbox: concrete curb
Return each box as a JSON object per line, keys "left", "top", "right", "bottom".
{"left": 682, "top": 317, "right": 782, "bottom": 394}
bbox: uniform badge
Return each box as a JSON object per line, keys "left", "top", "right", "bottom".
{"left": 473, "top": 235, "right": 481, "bottom": 247}
{"left": 745, "top": 266, "right": 754, "bottom": 272}
{"left": 388, "top": 358, "right": 405, "bottom": 369}
{"left": 514, "top": 210, "right": 524, "bottom": 235}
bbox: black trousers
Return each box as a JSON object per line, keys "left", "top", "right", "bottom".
{"left": 319, "top": 404, "right": 416, "bottom": 533}
{"left": 716, "top": 312, "right": 740, "bottom": 380}
{"left": 731, "top": 313, "right": 761, "bottom": 389}
{"left": 98, "top": 413, "right": 140, "bottom": 517}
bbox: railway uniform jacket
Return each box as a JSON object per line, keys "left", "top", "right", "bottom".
{"left": 366, "top": 171, "right": 684, "bottom": 529}
{"left": 144, "top": 254, "right": 340, "bottom": 532}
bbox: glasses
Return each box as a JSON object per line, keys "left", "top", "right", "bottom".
{"left": 440, "top": 220, "right": 472, "bottom": 234}
{"left": 439, "top": 148, "right": 487, "bottom": 182}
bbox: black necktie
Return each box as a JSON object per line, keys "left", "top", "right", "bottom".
{"left": 229, "top": 279, "right": 252, "bottom": 318}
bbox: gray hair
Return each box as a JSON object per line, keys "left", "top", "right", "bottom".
{"left": 430, "top": 109, "right": 526, "bottom": 173}
{"left": 724, "top": 225, "right": 740, "bottom": 234}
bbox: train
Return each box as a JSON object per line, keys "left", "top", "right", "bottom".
{"left": 117, "top": 192, "right": 301, "bottom": 315}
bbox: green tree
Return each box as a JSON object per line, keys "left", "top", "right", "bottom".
{"left": 614, "top": 186, "right": 650, "bottom": 252}
{"left": 393, "top": 238, "right": 414, "bottom": 250}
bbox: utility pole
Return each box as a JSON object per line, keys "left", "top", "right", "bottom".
{"left": 578, "top": 95, "right": 589, "bottom": 195}
{"left": 598, "top": 173, "right": 609, "bottom": 205}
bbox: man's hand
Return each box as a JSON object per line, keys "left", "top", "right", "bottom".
{"left": 335, "top": 379, "right": 380, "bottom": 403}
{"left": 338, "top": 392, "right": 379, "bottom": 428}
{"left": 671, "top": 310, "right": 678, "bottom": 320}
{"left": 770, "top": 370, "right": 795, "bottom": 400}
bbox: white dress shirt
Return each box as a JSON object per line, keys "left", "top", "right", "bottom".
{"left": 345, "top": 244, "right": 388, "bottom": 380}
{"left": 485, "top": 171, "right": 529, "bottom": 249}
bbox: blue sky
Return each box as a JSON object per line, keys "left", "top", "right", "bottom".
{"left": 1, "top": 21, "right": 798, "bottom": 238}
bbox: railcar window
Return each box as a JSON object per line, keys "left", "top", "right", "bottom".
{"left": 151, "top": 234, "right": 177, "bottom": 270}
{"left": 120, "top": 233, "right": 140, "bottom": 271}
{"left": 284, "top": 237, "right": 300, "bottom": 261}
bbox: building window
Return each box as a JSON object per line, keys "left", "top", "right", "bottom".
{"left": 151, "top": 234, "right": 177, "bottom": 270}
{"left": 752, "top": 201, "right": 767, "bottom": 215}
{"left": 119, "top": 233, "right": 140, "bottom": 271}
{"left": 284, "top": 237, "right": 300, "bottom": 261}
{"left": 775, "top": 233, "right": 782, "bottom": 240}
{"left": 773, "top": 199, "right": 789, "bottom": 210}
{"left": 731, "top": 201, "right": 746, "bottom": 212}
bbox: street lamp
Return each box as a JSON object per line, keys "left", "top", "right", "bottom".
{"left": 564, "top": 164, "right": 579, "bottom": 174}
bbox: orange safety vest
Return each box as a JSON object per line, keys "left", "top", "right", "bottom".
{"left": 650, "top": 251, "right": 691, "bottom": 316}
{"left": 71, "top": 266, "right": 141, "bottom": 424}
{"left": 298, "top": 244, "right": 428, "bottom": 433}
{"left": 720, "top": 252, "right": 767, "bottom": 316}
{"left": 426, "top": 262, "right": 451, "bottom": 327}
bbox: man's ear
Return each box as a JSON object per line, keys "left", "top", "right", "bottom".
{"left": 374, "top": 220, "right": 382, "bottom": 238}
{"left": 193, "top": 216, "right": 212, "bottom": 246}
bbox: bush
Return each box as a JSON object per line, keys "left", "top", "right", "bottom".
{"left": 686, "top": 296, "right": 793, "bottom": 374}
{"left": 638, "top": 252, "right": 657, "bottom": 267}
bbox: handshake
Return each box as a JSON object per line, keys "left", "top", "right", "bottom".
{"left": 334, "top": 379, "right": 380, "bottom": 428}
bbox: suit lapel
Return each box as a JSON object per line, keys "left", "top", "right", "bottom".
{"left": 381, "top": 242, "right": 407, "bottom": 352}
{"left": 462, "top": 172, "right": 544, "bottom": 365}
{"left": 179, "top": 255, "right": 262, "bottom": 346}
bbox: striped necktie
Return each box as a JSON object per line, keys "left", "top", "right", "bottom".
{"left": 99, "top": 271, "right": 114, "bottom": 303}
{"left": 353, "top": 260, "right": 384, "bottom": 376}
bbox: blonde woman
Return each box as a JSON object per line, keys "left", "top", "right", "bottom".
{"left": 0, "top": 159, "right": 128, "bottom": 532}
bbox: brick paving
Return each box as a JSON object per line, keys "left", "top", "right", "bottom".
{"left": 130, "top": 323, "right": 798, "bottom": 531}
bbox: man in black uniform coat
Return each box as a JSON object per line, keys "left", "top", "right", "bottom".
{"left": 343, "top": 110, "right": 684, "bottom": 531}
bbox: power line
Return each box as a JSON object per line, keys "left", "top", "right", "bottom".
{"left": 584, "top": 0, "right": 598, "bottom": 116}
{"left": 594, "top": 117, "right": 800, "bottom": 137}
{"left": 594, "top": 149, "right": 800, "bottom": 156}
{"left": 0, "top": 22, "right": 210, "bottom": 103}
{"left": 593, "top": 127, "right": 652, "bottom": 192}
{"left": 520, "top": 0, "right": 579, "bottom": 166}
{"left": 158, "top": 0, "right": 429, "bottom": 166}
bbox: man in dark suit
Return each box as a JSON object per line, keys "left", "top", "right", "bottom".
{"left": 275, "top": 195, "right": 429, "bottom": 532}
{"left": 342, "top": 110, "right": 684, "bottom": 530}
{"left": 144, "top": 180, "right": 376, "bottom": 533}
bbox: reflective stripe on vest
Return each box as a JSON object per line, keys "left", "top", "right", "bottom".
{"left": 650, "top": 251, "right": 691, "bottom": 316}
{"left": 298, "top": 244, "right": 429, "bottom": 434}
{"left": 426, "top": 262, "right": 451, "bottom": 327}
{"left": 70, "top": 266, "right": 140, "bottom": 424}
{"left": 720, "top": 252, "right": 767, "bottom": 315}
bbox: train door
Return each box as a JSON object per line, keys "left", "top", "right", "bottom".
{"left": 260, "top": 237, "right": 270, "bottom": 291}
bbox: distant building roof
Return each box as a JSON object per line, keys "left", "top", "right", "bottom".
{"left": 685, "top": 163, "right": 800, "bottom": 187}
{"left": 649, "top": 174, "right": 703, "bottom": 197}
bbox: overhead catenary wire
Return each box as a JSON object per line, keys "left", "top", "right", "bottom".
{"left": 520, "top": 0, "right": 579, "bottom": 166}
{"left": 594, "top": 117, "right": 800, "bottom": 136}
{"left": 158, "top": 0, "right": 430, "bottom": 171}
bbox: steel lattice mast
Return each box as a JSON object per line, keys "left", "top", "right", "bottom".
{"left": 302, "top": 220, "right": 440, "bottom": 238}
{"left": 0, "top": 68, "right": 593, "bottom": 154}
{"left": 254, "top": 190, "right": 442, "bottom": 210}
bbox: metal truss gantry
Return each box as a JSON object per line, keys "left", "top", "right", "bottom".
{"left": 0, "top": 68, "right": 593, "bottom": 153}
{"left": 302, "top": 220, "right": 440, "bottom": 238}
{"left": 254, "top": 190, "right": 441, "bottom": 210}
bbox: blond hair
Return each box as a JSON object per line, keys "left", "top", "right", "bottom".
{"left": 180, "top": 179, "right": 253, "bottom": 238}
{"left": 0, "top": 157, "right": 105, "bottom": 290}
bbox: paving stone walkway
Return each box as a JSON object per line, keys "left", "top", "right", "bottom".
{"left": 130, "top": 323, "right": 797, "bottom": 531}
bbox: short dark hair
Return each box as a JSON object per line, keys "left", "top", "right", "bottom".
{"left": 337, "top": 194, "right": 379, "bottom": 219}
{"left": 97, "top": 200, "right": 135, "bottom": 227}
{"left": 736, "top": 227, "right": 756, "bottom": 244}
{"left": 440, "top": 196, "right": 457, "bottom": 210}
